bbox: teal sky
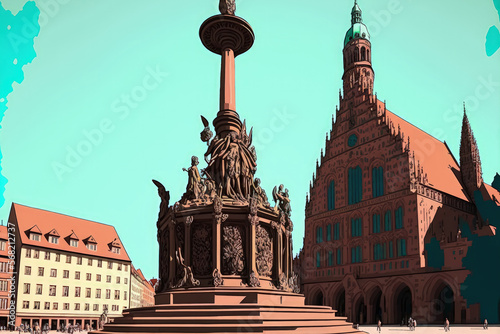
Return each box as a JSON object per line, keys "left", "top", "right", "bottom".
{"left": 0, "top": 0, "right": 499, "bottom": 280}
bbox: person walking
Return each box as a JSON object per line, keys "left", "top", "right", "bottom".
{"left": 377, "top": 319, "right": 382, "bottom": 333}
{"left": 484, "top": 319, "right": 488, "bottom": 329}
{"left": 444, "top": 318, "right": 450, "bottom": 332}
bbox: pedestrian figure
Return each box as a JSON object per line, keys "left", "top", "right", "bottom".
{"left": 444, "top": 318, "right": 450, "bottom": 332}
{"left": 413, "top": 319, "right": 417, "bottom": 330}
{"left": 484, "top": 319, "right": 488, "bottom": 330}
{"left": 377, "top": 320, "right": 382, "bottom": 332}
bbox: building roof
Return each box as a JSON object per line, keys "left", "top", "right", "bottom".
{"left": 385, "top": 110, "right": 470, "bottom": 201}
{"left": 9, "top": 203, "right": 131, "bottom": 262}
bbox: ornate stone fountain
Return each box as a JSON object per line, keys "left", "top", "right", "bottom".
{"left": 95, "top": 1, "right": 360, "bottom": 332}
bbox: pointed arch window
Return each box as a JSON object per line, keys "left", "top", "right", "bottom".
{"left": 384, "top": 210, "right": 392, "bottom": 231}
{"left": 328, "top": 251, "right": 334, "bottom": 266}
{"left": 316, "top": 226, "right": 323, "bottom": 243}
{"left": 351, "top": 246, "right": 362, "bottom": 263}
{"left": 372, "top": 214, "right": 381, "bottom": 233}
{"left": 361, "top": 47, "right": 366, "bottom": 61}
{"left": 395, "top": 206, "right": 404, "bottom": 229}
{"left": 333, "top": 223, "right": 340, "bottom": 241}
{"left": 397, "top": 239, "right": 407, "bottom": 257}
{"left": 351, "top": 218, "right": 362, "bottom": 237}
{"left": 348, "top": 166, "right": 363, "bottom": 204}
{"left": 372, "top": 166, "right": 384, "bottom": 198}
{"left": 328, "top": 180, "right": 335, "bottom": 210}
{"left": 326, "top": 224, "right": 332, "bottom": 242}
{"left": 316, "top": 251, "right": 321, "bottom": 268}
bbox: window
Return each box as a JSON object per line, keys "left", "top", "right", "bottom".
{"left": 328, "top": 180, "right": 335, "bottom": 210}
{"left": 124, "top": 278, "right": 128, "bottom": 284}
{"left": 25, "top": 249, "right": 31, "bottom": 258}
{"left": 75, "top": 271, "right": 80, "bottom": 280}
{"left": 316, "top": 251, "right": 321, "bottom": 268}
{"left": 114, "top": 290, "right": 120, "bottom": 300}
{"left": 38, "top": 267, "right": 44, "bottom": 276}
{"left": 124, "top": 265, "right": 128, "bottom": 272}
{"left": 389, "top": 241, "right": 394, "bottom": 258}
{"left": 316, "top": 227, "right": 323, "bottom": 243}
{"left": 75, "top": 287, "right": 81, "bottom": 297}
{"left": 96, "top": 274, "right": 101, "bottom": 282}
{"left": 0, "top": 281, "right": 8, "bottom": 291}
{"left": 63, "top": 270, "right": 69, "bottom": 278}
{"left": 397, "top": 239, "right": 407, "bottom": 257}
{"left": 55, "top": 253, "right": 60, "bottom": 262}
{"left": 328, "top": 250, "right": 334, "bottom": 266}
{"left": 44, "top": 302, "right": 50, "bottom": 310}
{"left": 96, "top": 289, "right": 101, "bottom": 299}
{"left": 326, "top": 224, "right": 332, "bottom": 242}
{"left": 372, "top": 214, "right": 381, "bottom": 234}
{"left": 49, "top": 285, "right": 56, "bottom": 296}
{"left": 337, "top": 248, "right": 342, "bottom": 265}
{"left": 70, "top": 240, "right": 78, "bottom": 247}
{"left": 118, "top": 264, "right": 122, "bottom": 271}
{"left": 372, "top": 166, "right": 384, "bottom": 198}
{"left": 77, "top": 257, "right": 82, "bottom": 265}
{"left": 86, "top": 288, "right": 91, "bottom": 298}
{"left": 112, "top": 247, "right": 120, "bottom": 254}
{"left": 88, "top": 258, "right": 93, "bottom": 266}
{"left": 123, "top": 291, "right": 127, "bottom": 300}
{"left": 63, "top": 303, "right": 69, "bottom": 310}
{"left": 93, "top": 304, "right": 99, "bottom": 311}
{"left": 63, "top": 286, "right": 69, "bottom": 297}
{"left": 106, "top": 289, "right": 111, "bottom": 299}
{"left": 66, "top": 255, "right": 72, "bottom": 264}
{"left": 103, "top": 304, "right": 109, "bottom": 312}
{"left": 53, "top": 302, "right": 58, "bottom": 310}
{"left": 44, "top": 251, "right": 50, "bottom": 260}
{"left": 85, "top": 303, "right": 89, "bottom": 311}
{"left": 373, "top": 243, "right": 387, "bottom": 261}
{"left": 351, "top": 218, "right": 362, "bottom": 237}
{"left": 22, "top": 301, "right": 29, "bottom": 309}
{"left": 30, "top": 233, "right": 40, "bottom": 241}
{"left": 348, "top": 166, "right": 363, "bottom": 204}
{"left": 106, "top": 275, "right": 111, "bottom": 283}
{"left": 0, "top": 241, "right": 4, "bottom": 251}
{"left": 34, "top": 250, "right": 39, "bottom": 259}
{"left": 36, "top": 284, "right": 42, "bottom": 295}
{"left": 87, "top": 244, "right": 97, "bottom": 251}
{"left": 116, "top": 277, "right": 120, "bottom": 284}
{"left": 112, "top": 305, "right": 118, "bottom": 311}
{"left": 23, "top": 283, "right": 30, "bottom": 294}
{"left": 107, "top": 261, "right": 113, "bottom": 269}
{"left": 49, "top": 236, "right": 59, "bottom": 244}
{"left": 50, "top": 269, "right": 57, "bottom": 277}
{"left": 98, "top": 260, "right": 102, "bottom": 268}
{"left": 395, "top": 206, "right": 404, "bottom": 229}
{"left": 384, "top": 210, "right": 392, "bottom": 231}
{"left": 351, "top": 246, "right": 362, "bottom": 263}
{"left": 34, "top": 301, "right": 40, "bottom": 310}
{"left": 25, "top": 266, "right": 31, "bottom": 275}
{"left": 75, "top": 303, "right": 80, "bottom": 311}
{"left": 333, "top": 223, "right": 340, "bottom": 241}
{"left": 86, "top": 273, "right": 92, "bottom": 281}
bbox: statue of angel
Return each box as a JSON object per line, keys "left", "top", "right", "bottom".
{"left": 152, "top": 180, "right": 170, "bottom": 222}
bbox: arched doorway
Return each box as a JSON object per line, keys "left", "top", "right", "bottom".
{"left": 312, "top": 290, "right": 324, "bottom": 306}
{"left": 368, "top": 287, "right": 383, "bottom": 324}
{"left": 335, "top": 289, "right": 346, "bottom": 317}
{"left": 433, "top": 285, "right": 455, "bottom": 323}
{"left": 354, "top": 296, "right": 367, "bottom": 324}
{"left": 395, "top": 285, "right": 412, "bottom": 325}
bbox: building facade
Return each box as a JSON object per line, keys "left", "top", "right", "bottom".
{"left": 0, "top": 225, "right": 14, "bottom": 327}
{"left": 298, "top": 1, "right": 500, "bottom": 326}
{"left": 9, "top": 203, "right": 132, "bottom": 329}
{"left": 129, "top": 266, "right": 154, "bottom": 308}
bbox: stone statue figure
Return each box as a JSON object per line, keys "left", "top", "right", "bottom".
{"left": 203, "top": 128, "right": 257, "bottom": 200}
{"left": 181, "top": 156, "right": 203, "bottom": 202}
{"left": 200, "top": 115, "right": 213, "bottom": 145}
{"left": 152, "top": 180, "right": 170, "bottom": 222}
{"left": 251, "top": 178, "right": 271, "bottom": 208}
{"left": 272, "top": 184, "right": 291, "bottom": 217}
{"left": 219, "top": 0, "right": 236, "bottom": 15}
{"left": 99, "top": 309, "right": 108, "bottom": 330}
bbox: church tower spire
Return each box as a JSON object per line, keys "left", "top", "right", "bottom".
{"left": 460, "top": 104, "right": 483, "bottom": 200}
{"left": 342, "top": 0, "right": 374, "bottom": 97}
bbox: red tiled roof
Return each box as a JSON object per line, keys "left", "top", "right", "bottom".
{"left": 28, "top": 225, "right": 42, "bottom": 234}
{"left": 481, "top": 183, "right": 500, "bottom": 206}
{"left": 385, "top": 110, "right": 469, "bottom": 201}
{"left": 47, "top": 228, "right": 59, "bottom": 237}
{"left": 10, "top": 203, "right": 130, "bottom": 262}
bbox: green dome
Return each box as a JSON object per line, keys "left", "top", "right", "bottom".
{"left": 344, "top": 22, "right": 370, "bottom": 46}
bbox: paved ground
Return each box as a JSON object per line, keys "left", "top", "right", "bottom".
{"left": 360, "top": 325, "right": 499, "bottom": 334}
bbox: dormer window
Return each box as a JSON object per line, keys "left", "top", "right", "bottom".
{"left": 30, "top": 234, "right": 40, "bottom": 241}
{"left": 84, "top": 235, "right": 97, "bottom": 251}
{"left": 27, "top": 225, "right": 42, "bottom": 241}
{"left": 87, "top": 244, "right": 97, "bottom": 251}
{"left": 109, "top": 238, "right": 121, "bottom": 254}
{"left": 70, "top": 240, "right": 78, "bottom": 247}
{"left": 111, "top": 247, "right": 120, "bottom": 254}
{"left": 49, "top": 236, "right": 59, "bottom": 244}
